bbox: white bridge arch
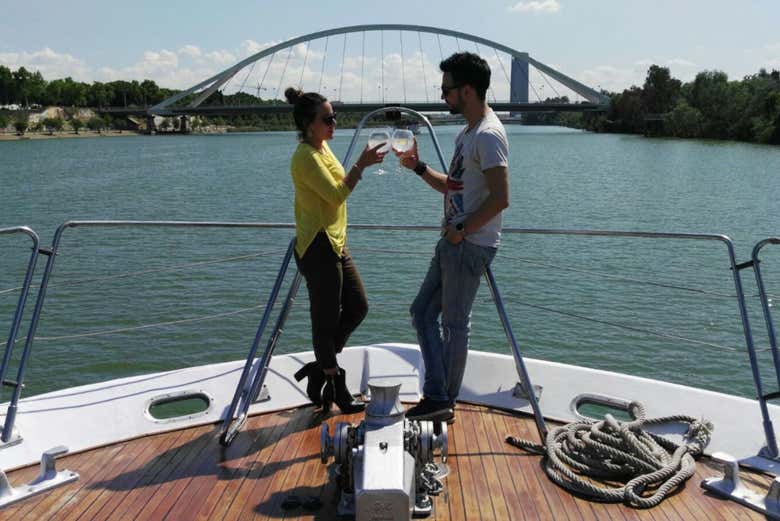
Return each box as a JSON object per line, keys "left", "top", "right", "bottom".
{"left": 151, "top": 24, "right": 608, "bottom": 115}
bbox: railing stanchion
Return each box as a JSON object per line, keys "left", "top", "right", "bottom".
{"left": 484, "top": 265, "right": 548, "bottom": 443}
{"left": 0, "top": 227, "right": 41, "bottom": 445}
{"left": 219, "top": 238, "right": 296, "bottom": 446}
{"left": 749, "top": 238, "right": 780, "bottom": 459}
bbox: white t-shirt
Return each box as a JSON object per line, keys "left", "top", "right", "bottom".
{"left": 444, "top": 108, "right": 509, "bottom": 248}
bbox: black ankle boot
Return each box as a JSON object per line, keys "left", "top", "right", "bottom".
{"left": 294, "top": 361, "right": 326, "bottom": 406}
{"left": 321, "top": 369, "right": 365, "bottom": 414}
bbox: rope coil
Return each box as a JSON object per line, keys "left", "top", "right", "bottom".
{"left": 507, "top": 401, "right": 713, "bottom": 508}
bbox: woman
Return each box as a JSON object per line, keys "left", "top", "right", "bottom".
{"left": 285, "top": 87, "right": 385, "bottom": 413}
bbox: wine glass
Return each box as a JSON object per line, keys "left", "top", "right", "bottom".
{"left": 391, "top": 129, "right": 415, "bottom": 175}
{"left": 367, "top": 129, "right": 392, "bottom": 175}
{"left": 391, "top": 129, "right": 415, "bottom": 154}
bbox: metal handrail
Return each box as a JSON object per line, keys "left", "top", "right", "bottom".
{"left": 219, "top": 239, "right": 297, "bottom": 446}
{"left": 751, "top": 238, "right": 780, "bottom": 457}
{"left": 0, "top": 226, "right": 41, "bottom": 444}
{"left": 1, "top": 220, "right": 299, "bottom": 443}
{"left": 1, "top": 218, "right": 764, "bottom": 454}
{"left": 342, "top": 107, "right": 449, "bottom": 172}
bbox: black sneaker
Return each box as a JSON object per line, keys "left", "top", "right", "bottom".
{"left": 405, "top": 398, "right": 454, "bottom": 422}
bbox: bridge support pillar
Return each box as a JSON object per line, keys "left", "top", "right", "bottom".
{"left": 145, "top": 115, "right": 156, "bottom": 135}
{"left": 179, "top": 115, "right": 189, "bottom": 134}
{"left": 510, "top": 57, "right": 529, "bottom": 118}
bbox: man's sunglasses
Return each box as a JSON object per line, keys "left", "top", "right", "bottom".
{"left": 322, "top": 113, "right": 337, "bottom": 126}
{"left": 441, "top": 84, "right": 463, "bottom": 96}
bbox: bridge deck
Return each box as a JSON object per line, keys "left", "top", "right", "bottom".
{"left": 1, "top": 403, "right": 766, "bottom": 520}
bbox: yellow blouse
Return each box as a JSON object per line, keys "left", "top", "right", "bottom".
{"left": 290, "top": 141, "right": 351, "bottom": 257}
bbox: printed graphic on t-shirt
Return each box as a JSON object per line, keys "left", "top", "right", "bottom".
{"left": 445, "top": 142, "right": 465, "bottom": 222}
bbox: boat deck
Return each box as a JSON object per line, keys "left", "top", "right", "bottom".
{"left": 1, "top": 403, "right": 770, "bottom": 520}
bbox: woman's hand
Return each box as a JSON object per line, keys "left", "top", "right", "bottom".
{"left": 356, "top": 143, "right": 387, "bottom": 170}
{"left": 396, "top": 140, "right": 419, "bottom": 171}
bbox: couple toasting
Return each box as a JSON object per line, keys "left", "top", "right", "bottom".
{"left": 288, "top": 52, "right": 510, "bottom": 423}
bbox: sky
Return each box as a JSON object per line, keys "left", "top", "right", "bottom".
{"left": 1, "top": 0, "right": 779, "bottom": 99}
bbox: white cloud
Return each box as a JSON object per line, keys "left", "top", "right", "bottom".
{"left": 579, "top": 65, "right": 645, "bottom": 92}
{"left": 178, "top": 45, "right": 201, "bottom": 58}
{"left": 764, "top": 58, "right": 780, "bottom": 70}
{"left": 634, "top": 59, "right": 656, "bottom": 68}
{"left": 204, "top": 50, "right": 236, "bottom": 65}
{"left": 507, "top": 0, "right": 560, "bottom": 13}
{"left": 0, "top": 47, "right": 90, "bottom": 80}
{"left": 666, "top": 58, "right": 696, "bottom": 67}
{"left": 241, "top": 39, "right": 277, "bottom": 57}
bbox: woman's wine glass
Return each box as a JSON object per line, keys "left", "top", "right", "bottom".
{"left": 367, "top": 129, "right": 392, "bottom": 175}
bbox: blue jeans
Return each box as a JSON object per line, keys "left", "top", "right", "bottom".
{"left": 410, "top": 238, "right": 497, "bottom": 403}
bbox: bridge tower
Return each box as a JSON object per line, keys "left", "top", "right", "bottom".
{"left": 510, "top": 57, "right": 529, "bottom": 105}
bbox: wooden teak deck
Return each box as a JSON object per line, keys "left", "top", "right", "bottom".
{"left": 0, "top": 403, "right": 769, "bottom": 520}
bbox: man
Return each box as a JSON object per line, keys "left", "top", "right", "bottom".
{"left": 399, "top": 52, "right": 510, "bottom": 421}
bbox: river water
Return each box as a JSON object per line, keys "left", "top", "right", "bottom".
{"left": 1, "top": 125, "right": 780, "bottom": 399}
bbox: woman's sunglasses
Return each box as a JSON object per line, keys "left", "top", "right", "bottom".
{"left": 322, "top": 113, "right": 337, "bottom": 126}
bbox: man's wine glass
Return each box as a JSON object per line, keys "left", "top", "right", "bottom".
{"left": 367, "top": 129, "right": 392, "bottom": 175}
{"left": 391, "top": 129, "right": 415, "bottom": 174}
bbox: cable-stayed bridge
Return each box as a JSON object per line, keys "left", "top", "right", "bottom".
{"left": 104, "top": 24, "right": 609, "bottom": 118}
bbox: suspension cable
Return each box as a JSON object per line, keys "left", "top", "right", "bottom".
{"left": 298, "top": 41, "right": 310, "bottom": 88}
{"left": 494, "top": 47, "right": 512, "bottom": 98}
{"left": 381, "top": 31, "right": 384, "bottom": 102}
{"left": 318, "top": 36, "right": 329, "bottom": 93}
{"left": 523, "top": 62, "right": 542, "bottom": 102}
{"left": 400, "top": 31, "right": 407, "bottom": 103}
{"left": 237, "top": 60, "right": 259, "bottom": 97}
{"left": 275, "top": 45, "right": 293, "bottom": 100}
{"left": 258, "top": 53, "right": 276, "bottom": 98}
{"left": 418, "top": 31, "right": 429, "bottom": 103}
{"left": 360, "top": 31, "right": 365, "bottom": 103}
{"left": 338, "top": 32, "right": 348, "bottom": 102}
{"left": 539, "top": 68, "right": 562, "bottom": 99}
{"left": 475, "top": 42, "right": 497, "bottom": 103}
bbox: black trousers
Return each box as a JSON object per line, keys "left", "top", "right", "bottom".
{"left": 295, "top": 232, "right": 368, "bottom": 370}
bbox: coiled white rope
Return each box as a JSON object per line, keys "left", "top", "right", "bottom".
{"left": 506, "top": 401, "right": 713, "bottom": 508}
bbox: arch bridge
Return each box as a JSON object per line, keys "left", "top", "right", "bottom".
{"left": 145, "top": 24, "right": 608, "bottom": 117}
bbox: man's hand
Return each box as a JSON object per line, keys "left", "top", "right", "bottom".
{"left": 395, "top": 140, "right": 419, "bottom": 171}
{"left": 443, "top": 223, "right": 465, "bottom": 245}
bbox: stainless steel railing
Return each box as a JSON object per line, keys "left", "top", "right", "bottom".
{"left": 0, "top": 226, "right": 41, "bottom": 445}
{"left": 0, "top": 220, "right": 771, "bottom": 456}
{"left": 751, "top": 238, "right": 780, "bottom": 458}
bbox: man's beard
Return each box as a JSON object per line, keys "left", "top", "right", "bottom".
{"left": 448, "top": 102, "right": 462, "bottom": 115}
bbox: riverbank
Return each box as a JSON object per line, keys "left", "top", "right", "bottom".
{"left": 0, "top": 130, "right": 142, "bottom": 142}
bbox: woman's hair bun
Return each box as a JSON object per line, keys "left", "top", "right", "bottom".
{"left": 284, "top": 87, "right": 303, "bottom": 105}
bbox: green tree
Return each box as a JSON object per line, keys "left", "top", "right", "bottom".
{"left": 0, "top": 113, "right": 8, "bottom": 132}
{"left": 689, "top": 70, "right": 732, "bottom": 138}
{"left": 0, "top": 66, "right": 12, "bottom": 104}
{"left": 666, "top": 99, "right": 703, "bottom": 138}
{"left": 42, "top": 117, "right": 64, "bottom": 134}
{"left": 87, "top": 116, "right": 105, "bottom": 132}
{"left": 71, "top": 118, "right": 84, "bottom": 134}
{"left": 608, "top": 87, "right": 644, "bottom": 133}
{"left": 13, "top": 115, "right": 28, "bottom": 135}
{"left": 641, "top": 65, "right": 681, "bottom": 114}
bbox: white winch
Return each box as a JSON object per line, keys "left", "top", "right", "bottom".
{"left": 320, "top": 380, "right": 448, "bottom": 519}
